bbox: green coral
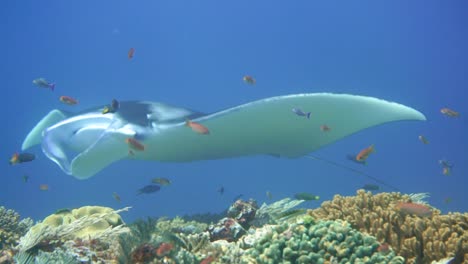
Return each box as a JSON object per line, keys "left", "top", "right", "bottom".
{"left": 0, "top": 206, "right": 33, "bottom": 250}
{"left": 241, "top": 219, "right": 405, "bottom": 264}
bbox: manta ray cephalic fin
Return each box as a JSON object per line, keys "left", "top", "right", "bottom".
{"left": 22, "top": 109, "right": 68, "bottom": 151}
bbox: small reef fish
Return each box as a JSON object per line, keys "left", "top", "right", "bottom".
{"left": 128, "top": 48, "right": 135, "bottom": 59}
{"left": 103, "top": 99, "right": 120, "bottom": 114}
{"left": 395, "top": 202, "right": 432, "bottom": 217}
{"left": 137, "top": 184, "right": 161, "bottom": 195}
{"left": 243, "top": 75, "right": 256, "bottom": 85}
{"left": 266, "top": 190, "right": 273, "bottom": 200}
{"left": 156, "top": 242, "right": 174, "bottom": 257}
{"left": 113, "top": 192, "right": 121, "bottom": 202}
{"left": 440, "top": 107, "right": 459, "bottom": 117}
{"left": 377, "top": 243, "right": 391, "bottom": 254}
{"left": 294, "top": 192, "right": 320, "bottom": 201}
{"left": 152, "top": 177, "right": 171, "bottom": 186}
{"left": 9, "top": 152, "right": 35, "bottom": 165}
{"left": 218, "top": 186, "right": 225, "bottom": 195}
{"left": 320, "top": 125, "right": 331, "bottom": 132}
{"left": 200, "top": 256, "right": 215, "bottom": 264}
{"left": 33, "top": 78, "right": 55, "bottom": 91}
{"left": 418, "top": 135, "right": 429, "bottom": 144}
{"left": 292, "top": 108, "right": 311, "bottom": 119}
{"left": 442, "top": 167, "right": 451, "bottom": 176}
{"left": 22, "top": 174, "right": 29, "bottom": 183}
{"left": 444, "top": 197, "right": 452, "bottom": 204}
{"left": 54, "top": 208, "right": 71, "bottom": 214}
{"left": 362, "top": 184, "right": 380, "bottom": 191}
{"left": 126, "top": 138, "right": 145, "bottom": 151}
{"left": 346, "top": 154, "right": 366, "bottom": 165}
{"left": 186, "top": 120, "right": 210, "bottom": 135}
{"left": 59, "top": 96, "right": 78, "bottom": 105}
{"left": 39, "top": 184, "right": 49, "bottom": 191}
{"left": 439, "top": 159, "right": 453, "bottom": 175}
{"left": 439, "top": 159, "right": 453, "bottom": 169}
{"left": 356, "top": 144, "right": 375, "bottom": 163}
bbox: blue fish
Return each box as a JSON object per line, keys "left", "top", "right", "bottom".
{"left": 33, "top": 78, "right": 55, "bottom": 91}
{"left": 292, "top": 108, "right": 311, "bottom": 119}
{"left": 137, "top": 184, "right": 161, "bottom": 195}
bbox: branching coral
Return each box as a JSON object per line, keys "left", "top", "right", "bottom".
{"left": 307, "top": 190, "right": 468, "bottom": 263}
{"left": 0, "top": 206, "right": 33, "bottom": 251}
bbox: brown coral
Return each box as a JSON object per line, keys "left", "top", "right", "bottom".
{"left": 307, "top": 190, "right": 468, "bottom": 263}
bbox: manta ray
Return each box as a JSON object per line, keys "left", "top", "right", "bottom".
{"left": 21, "top": 93, "right": 426, "bottom": 180}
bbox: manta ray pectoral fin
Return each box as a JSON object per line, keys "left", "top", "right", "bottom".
{"left": 70, "top": 130, "right": 131, "bottom": 179}
{"left": 22, "top": 110, "right": 68, "bottom": 150}
{"left": 162, "top": 93, "right": 426, "bottom": 161}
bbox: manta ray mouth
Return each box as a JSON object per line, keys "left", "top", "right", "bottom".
{"left": 40, "top": 113, "right": 118, "bottom": 175}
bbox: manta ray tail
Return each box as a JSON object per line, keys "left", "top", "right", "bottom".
{"left": 22, "top": 110, "right": 68, "bottom": 151}
{"left": 306, "top": 155, "right": 400, "bottom": 191}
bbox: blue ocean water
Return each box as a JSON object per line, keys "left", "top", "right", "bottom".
{"left": 1, "top": 0, "right": 466, "bottom": 224}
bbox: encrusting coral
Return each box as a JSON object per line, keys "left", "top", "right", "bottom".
{"left": 307, "top": 190, "right": 468, "bottom": 263}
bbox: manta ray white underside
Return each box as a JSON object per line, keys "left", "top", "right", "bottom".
{"left": 21, "top": 93, "right": 426, "bottom": 179}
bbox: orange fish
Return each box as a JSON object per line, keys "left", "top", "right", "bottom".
{"left": 128, "top": 48, "right": 135, "bottom": 59}
{"left": 320, "top": 125, "right": 331, "bottom": 132}
{"left": 186, "top": 120, "right": 210, "bottom": 135}
{"left": 418, "top": 135, "right": 429, "bottom": 144}
{"left": 377, "top": 243, "right": 391, "bottom": 254}
{"left": 125, "top": 138, "right": 145, "bottom": 151}
{"left": 156, "top": 242, "right": 173, "bottom": 257}
{"left": 9, "top": 153, "right": 19, "bottom": 165}
{"left": 39, "top": 184, "right": 49, "bottom": 191}
{"left": 440, "top": 108, "right": 459, "bottom": 117}
{"left": 355, "top": 144, "right": 375, "bottom": 163}
{"left": 243, "top": 75, "right": 256, "bottom": 85}
{"left": 395, "top": 202, "right": 432, "bottom": 217}
{"left": 200, "top": 256, "right": 215, "bottom": 264}
{"left": 60, "top": 96, "right": 79, "bottom": 105}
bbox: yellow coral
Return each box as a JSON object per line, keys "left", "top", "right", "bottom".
{"left": 307, "top": 190, "right": 468, "bottom": 263}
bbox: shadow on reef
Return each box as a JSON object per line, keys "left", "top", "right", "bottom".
{"left": 1, "top": 191, "right": 466, "bottom": 264}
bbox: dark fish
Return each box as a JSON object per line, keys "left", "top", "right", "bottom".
{"left": 22, "top": 175, "right": 29, "bottom": 183}
{"left": 218, "top": 186, "right": 224, "bottom": 195}
{"left": 346, "top": 154, "right": 366, "bottom": 165}
{"left": 362, "top": 184, "right": 380, "bottom": 191}
{"left": 9, "top": 152, "right": 36, "bottom": 165}
{"left": 113, "top": 192, "right": 121, "bottom": 202}
{"left": 111, "top": 99, "right": 120, "bottom": 110}
{"left": 54, "top": 208, "right": 71, "bottom": 215}
{"left": 102, "top": 99, "right": 120, "bottom": 114}
{"left": 137, "top": 184, "right": 161, "bottom": 195}
{"left": 292, "top": 108, "right": 311, "bottom": 119}
{"left": 294, "top": 192, "right": 320, "bottom": 201}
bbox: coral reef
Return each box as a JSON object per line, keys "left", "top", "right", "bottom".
{"left": 308, "top": 190, "right": 468, "bottom": 263}
{"left": 227, "top": 199, "right": 258, "bottom": 229}
{"left": 0, "top": 206, "right": 33, "bottom": 251}
{"left": 235, "top": 217, "right": 405, "bottom": 264}
{"left": 16, "top": 206, "right": 131, "bottom": 263}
